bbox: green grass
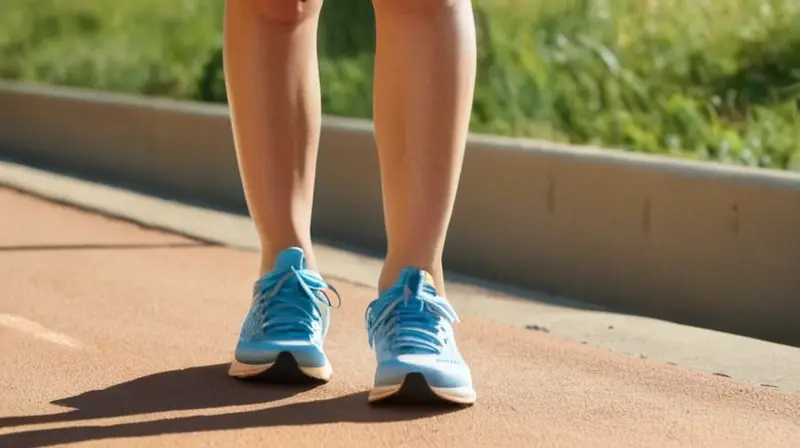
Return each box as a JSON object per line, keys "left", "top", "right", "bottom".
{"left": 3, "top": 0, "right": 800, "bottom": 171}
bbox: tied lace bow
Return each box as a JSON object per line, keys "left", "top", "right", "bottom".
{"left": 365, "top": 272, "right": 460, "bottom": 354}
{"left": 254, "top": 267, "right": 341, "bottom": 338}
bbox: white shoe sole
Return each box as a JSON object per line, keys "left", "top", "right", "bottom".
{"left": 228, "top": 352, "right": 333, "bottom": 383}
{"left": 368, "top": 372, "right": 476, "bottom": 405}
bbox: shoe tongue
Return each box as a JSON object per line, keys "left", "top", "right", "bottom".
{"left": 396, "top": 268, "right": 437, "bottom": 295}
{"left": 274, "top": 247, "right": 306, "bottom": 270}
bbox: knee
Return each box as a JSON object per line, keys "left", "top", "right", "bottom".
{"left": 231, "top": 0, "right": 323, "bottom": 25}
{"left": 371, "top": 0, "right": 467, "bottom": 15}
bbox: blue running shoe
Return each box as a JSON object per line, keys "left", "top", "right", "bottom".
{"left": 365, "top": 268, "right": 476, "bottom": 405}
{"left": 229, "top": 247, "right": 339, "bottom": 383}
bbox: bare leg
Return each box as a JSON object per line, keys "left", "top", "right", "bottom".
{"left": 224, "top": 0, "right": 323, "bottom": 274}
{"left": 371, "top": 0, "right": 477, "bottom": 296}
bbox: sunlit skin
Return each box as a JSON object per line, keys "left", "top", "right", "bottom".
{"left": 223, "top": 0, "right": 477, "bottom": 296}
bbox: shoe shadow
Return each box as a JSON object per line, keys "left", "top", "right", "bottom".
{"left": 0, "top": 364, "right": 460, "bottom": 448}
{"left": 0, "top": 364, "right": 307, "bottom": 429}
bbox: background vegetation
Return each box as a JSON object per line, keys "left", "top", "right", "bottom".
{"left": 3, "top": 0, "right": 800, "bottom": 171}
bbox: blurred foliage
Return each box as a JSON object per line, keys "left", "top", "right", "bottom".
{"left": 2, "top": 0, "right": 800, "bottom": 171}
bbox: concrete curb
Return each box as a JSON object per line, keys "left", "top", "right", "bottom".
{"left": 2, "top": 80, "right": 799, "bottom": 345}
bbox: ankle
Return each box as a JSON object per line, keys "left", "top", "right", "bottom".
{"left": 260, "top": 243, "right": 318, "bottom": 275}
{"left": 379, "top": 256, "right": 445, "bottom": 296}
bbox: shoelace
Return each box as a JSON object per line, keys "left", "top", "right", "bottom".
{"left": 254, "top": 267, "right": 341, "bottom": 339}
{"left": 365, "top": 282, "right": 460, "bottom": 355}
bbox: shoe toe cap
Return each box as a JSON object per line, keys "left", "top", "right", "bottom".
{"left": 375, "top": 354, "right": 472, "bottom": 389}
{"left": 235, "top": 339, "right": 327, "bottom": 368}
